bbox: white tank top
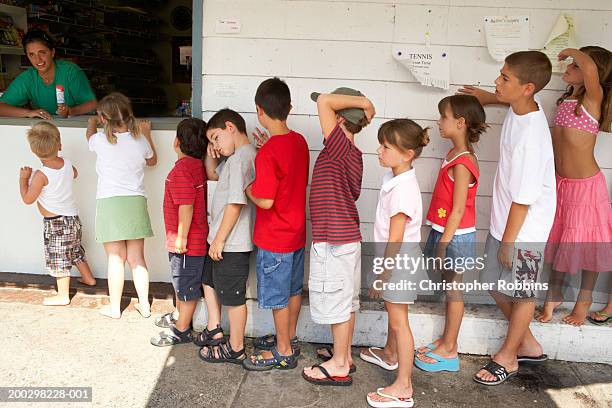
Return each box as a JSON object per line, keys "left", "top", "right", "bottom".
{"left": 38, "top": 158, "right": 78, "bottom": 216}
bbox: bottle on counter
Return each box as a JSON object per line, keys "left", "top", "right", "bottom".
{"left": 56, "top": 85, "right": 65, "bottom": 114}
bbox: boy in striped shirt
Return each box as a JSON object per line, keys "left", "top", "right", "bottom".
{"left": 302, "top": 88, "right": 375, "bottom": 385}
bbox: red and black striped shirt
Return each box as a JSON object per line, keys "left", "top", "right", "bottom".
{"left": 163, "top": 156, "right": 208, "bottom": 256}
{"left": 309, "top": 124, "right": 363, "bottom": 244}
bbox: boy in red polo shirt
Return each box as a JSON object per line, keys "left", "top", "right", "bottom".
{"left": 151, "top": 118, "right": 208, "bottom": 346}
{"left": 243, "top": 77, "right": 310, "bottom": 371}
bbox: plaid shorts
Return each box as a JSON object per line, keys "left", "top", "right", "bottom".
{"left": 43, "top": 215, "right": 86, "bottom": 277}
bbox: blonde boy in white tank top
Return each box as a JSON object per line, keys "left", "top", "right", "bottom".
{"left": 19, "top": 122, "right": 96, "bottom": 306}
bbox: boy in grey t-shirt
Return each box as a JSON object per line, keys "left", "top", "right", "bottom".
{"left": 199, "top": 109, "right": 256, "bottom": 364}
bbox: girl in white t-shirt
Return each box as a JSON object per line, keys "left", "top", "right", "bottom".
{"left": 362, "top": 119, "right": 429, "bottom": 408}
{"left": 86, "top": 92, "right": 158, "bottom": 319}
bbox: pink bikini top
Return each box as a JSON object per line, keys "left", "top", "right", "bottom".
{"left": 554, "top": 99, "right": 600, "bottom": 135}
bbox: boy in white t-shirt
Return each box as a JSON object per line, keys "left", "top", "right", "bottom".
{"left": 19, "top": 121, "right": 96, "bottom": 306}
{"left": 463, "top": 51, "right": 555, "bottom": 386}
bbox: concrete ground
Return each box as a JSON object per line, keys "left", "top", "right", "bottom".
{"left": 0, "top": 284, "right": 611, "bottom": 408}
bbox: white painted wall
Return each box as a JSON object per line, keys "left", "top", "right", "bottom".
{"left": 0, "top": 125, "right": 181, "bottom": 283}
{"left": 201, "top": 0, "right": 612, "bottom": 248}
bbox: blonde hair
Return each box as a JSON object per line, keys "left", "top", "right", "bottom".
{"left": 27, "top": 121, "right": 60, "bottom": 158}
{"left": 557, "top": 46, "right": 612, "bottom": 132}
{"left": 97, "top": 92, "right": 141, "bottom": 144}
{"left": 377, "top": 119, "right": 429, "bottom": 158}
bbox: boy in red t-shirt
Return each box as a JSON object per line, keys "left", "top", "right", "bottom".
{"left": 243, "top": 77, "right": 310, "bottom": 371}
{"left": 151, "top": 118, "right": 208, "bottom": 347}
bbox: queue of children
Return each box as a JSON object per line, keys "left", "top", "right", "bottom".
{"left": 18, "top": 47, "right": 611, "bottom": 408}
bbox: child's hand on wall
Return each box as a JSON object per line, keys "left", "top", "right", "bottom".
{"left": 253, "top": 127, "right": 269, "bottom": 149}
{"left": 19, "top": 166, "right": 32, "bottom": 181}
{"left": 140, "top": 119, "right": 152, "bottom": 134}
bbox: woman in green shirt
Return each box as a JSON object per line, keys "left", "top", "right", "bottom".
{"left": 0, "top": 29, "right": 97, "bottom": 119}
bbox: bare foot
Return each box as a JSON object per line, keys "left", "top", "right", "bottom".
{"left": 416, "top": 343, "right": 457, "bottom": 364}
{"left": 42, "top": 295, "right": 70, "bottom": 306}
{"left": 474, "top": 354, "right": 518, "bottom": 383}
{"left": 363, "top": 347, "right": 397, "bottom": 365}
{"left": 516, "top": 338, "right": 544, "bottom": 359}
{"left": 535, "top": 301, "right": 562, "bottom": 323}
{"left": 416, "top": 338, "right": 441, "bottom": 355}
{"left": 303, "top": 359, "right": 350, "bottom": 379}
{"left": 316, "top": 347, "right": 353, "bottom": 366}
{"left": 367, "top": 384, "right": 413, "bottom": 405}
{"left": 134, "top": 303, "right": 151, "bottom": 318}
{"left": 99, "top": 305, "right": 121, "bottom": 319}
{"left": 77, "top": 277, "right": 97, "bottom": 286}
{"left": 562, "top": 301, "right": 591, "bottom": 326}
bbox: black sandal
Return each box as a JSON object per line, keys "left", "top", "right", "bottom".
{"left": 199, "top": 337, "right": 246, "bottom": 365}
{"left": 194, "top": 325, "right": 224, "bottom": 347}
{"left": 150, "top": 324, "right": 194, "bottom": 347}
{"left": 473, "top": 361, "right": 518, "bottom": 386}
{"left": 302, "top": 364, "right": 352, "bottom": 386}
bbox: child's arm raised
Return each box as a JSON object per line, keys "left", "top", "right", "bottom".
{"left": 86, "top": 116, "right": 98, "bottom": 141}
{"left": 209, "top": 204, "right": 243, "bottom": 261}
{"left": 204, "top": 144, "right": 220, "bottom": 181}
{"left": 19, "top": 167, "right": 47, "bottom": 205}
{"left": 315, "top": 93, "right": 375, "bottom": 138}
{"left": 457, "top": 85, "right": 508, "bottom": 107}
{"left": 174, "top": 204, "right": 193, "bottom": 254}
{"left": 558, "top": 48, "right": 603, "bottom": 106}
{"left": 141, "top": 120, "right": 158, "bottom": 166}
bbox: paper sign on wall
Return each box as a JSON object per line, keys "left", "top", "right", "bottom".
{"left": 393, "top": 46, "right": 450, "bottom": 90}
{"left": 484, "top": 16, "right": 530, "bottom": 62}
{"left": 543, "top": 14, "right": 577, "bottom": 73}
{"left": 215, "top": 19, "right": 241, "bottom": 34}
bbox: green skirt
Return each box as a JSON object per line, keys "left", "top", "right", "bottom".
{"left": 95, "top": 196, "right": 154, "bottom": 243}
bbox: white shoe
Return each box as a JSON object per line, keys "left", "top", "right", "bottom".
{"left": 360, "top": 347, "right": 399, "bottom": 370}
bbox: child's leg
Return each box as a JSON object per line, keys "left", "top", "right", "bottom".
{"left": 203, "top": 285, "right": 222, "bottom": 333}
{"left": 418, "top": 271, "right": 463, "bottom": 363}
{"left": 288, "top": 294, "right": 302, "bottom": 340}
{"left": 367, "top": 302, "right": 413, "bottom": 403}
{"left": 175, "top": 299, "right": 198, "bottom": 332}
{"left": 101, "top": 241, "right": 127, "bottom": 318}
{"left": 227, "top": 304, "right": 247, "bottom": 351}
{"left": 272, "top": 307, "right": 293, "bottom": 356}
{"left": 126, "top": 238, "right": 151, "bottom": 318}
{"left": 475, "top": 299, "right": 534, "bottom": 382}
{"left": 43, "top": 276, "right": 71, "bottom": 306}
{"left": 535, "top": 269, "right": 565, "bottom": 323}
{"left": 490, "top": 290, "right": 543, "bottom": 358}
{"left": 563, "top": 270, "right": 599, "bottom": 326}
{"left": 75, "top": 260, "right": 96, "bottom": 286}
{"left": 368, "top": 303, "right": 399, "bottom": 364}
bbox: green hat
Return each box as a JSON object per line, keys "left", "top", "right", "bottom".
{"left": 310, "top": 87, "right": 366, "bottom": 125}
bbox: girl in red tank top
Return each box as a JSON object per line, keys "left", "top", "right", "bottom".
{"left": 415, "top": 95, "right": 488, "bottom": 373}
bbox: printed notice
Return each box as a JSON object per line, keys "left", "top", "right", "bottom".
{"left": 393, "top": 46, "right": 450, "bottom": 90}
{"left": 484, "top": 16, "right": 530, "bottom": 62}
{"left": 543, "top": 14, "right": 577, "bottom": 73}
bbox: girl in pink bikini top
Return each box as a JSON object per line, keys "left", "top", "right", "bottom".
{"left": 554, "top": 46, "right": 611, "bottom": 135}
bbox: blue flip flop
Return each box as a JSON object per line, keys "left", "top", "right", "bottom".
{"left": 415, "top": 343, "right": 436, "bottom": 355}
{"left": 414, "top": 351, "right": 460, "bottom": 372}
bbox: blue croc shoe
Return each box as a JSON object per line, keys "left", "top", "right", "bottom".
{"left": 414, "top": 351, "right": 460, "bottom": 372}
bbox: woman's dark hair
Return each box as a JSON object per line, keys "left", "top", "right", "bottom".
{"left": 23, "top": 29, "right": 56, "bottom": 52}
{"left": 438, "top": 95, "right": 488, "bottom": 150}
{"left": 176, "top": 118, "right": 208, "bottom": 159}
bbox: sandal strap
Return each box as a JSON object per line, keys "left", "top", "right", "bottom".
{"left": 270, "top": 347, "right": 294, "bottom": 367}
{"left": 376, "top": 388, "right": 413, "bottom": 402}
{"left": 311, "top": 364, "right": 333, "bottom": 380}
{"left": 481, "top": 361, "right": 509, "bottom": 379}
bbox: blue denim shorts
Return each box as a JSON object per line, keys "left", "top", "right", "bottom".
{"left": 256, "top": 247, "right": 304, "bottom": 309}
{"left": 424, "top": 229, "right": 477, "bottom": 274}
